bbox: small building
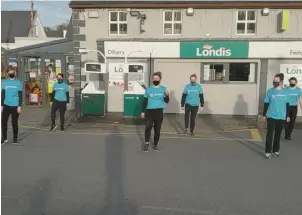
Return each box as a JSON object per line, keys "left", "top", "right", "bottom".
{"left": 69, "top": 0, "right": 302, "bottom": 116}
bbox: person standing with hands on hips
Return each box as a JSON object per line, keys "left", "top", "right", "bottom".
{"left": 1, "top": 66, "right": 22, "bottom": 145}
{"left": 50, "top": 73, "right": 69, "bottom": 132}
{"left": 141, "top": 72, "right": 169, "bottom": 152}
{"left": 181, "top": 74, "right": 204, "bottom": 136}
{"left": 284, "top": 77, "right": 302, "bottom": 140}
{"left": 263, "top": 73, "right": 290, "bottom": 159}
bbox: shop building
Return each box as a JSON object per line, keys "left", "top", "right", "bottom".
{"left": 69, "top": 0, "right": 302, "bottom": 116}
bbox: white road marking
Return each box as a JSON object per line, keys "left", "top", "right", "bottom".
{"left": 142, "top": 206, "right": 232, "bottom": 215}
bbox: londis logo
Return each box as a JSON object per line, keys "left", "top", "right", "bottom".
{"left": 196, "top": 44, "right": 232, "bottom": 57}
{"left": 286, "top": 66, "right": 302, "bottom": 75}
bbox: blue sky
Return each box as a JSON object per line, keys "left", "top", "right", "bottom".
{"left": 1, "top": 0, "right": 72, "bottom": 27}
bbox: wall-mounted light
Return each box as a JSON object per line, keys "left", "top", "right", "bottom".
{"left": 262, "top": 8, "right": 270, "bottom": 16}
{"left": 186, "top": 8, "right": 194, "bottom": 16}
{"left": 130, "top": 11, "right": 140, "bottom": 17}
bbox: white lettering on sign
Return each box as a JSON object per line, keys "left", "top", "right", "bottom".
{"left": 196, "top": 44, "right": 231, "bottom": 57}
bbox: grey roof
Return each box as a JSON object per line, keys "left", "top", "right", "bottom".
{"left": 1, "top": 11, "right": 37, "bottom": 43}
{"left": 6, "top": 38, "right": 73, "bottom": 55}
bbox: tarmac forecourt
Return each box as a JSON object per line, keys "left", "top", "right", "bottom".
{"left": 18, "top": 124, "right": 263, "bottom": 143}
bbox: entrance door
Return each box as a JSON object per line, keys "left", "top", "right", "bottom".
{"left": 21, "top": 56, "right": 66, "bottom": 107}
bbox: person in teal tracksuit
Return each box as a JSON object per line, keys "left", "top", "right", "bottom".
{"left": 1, "top": 66, "right": 23, "bottom": 145}
{"left": 141, "top": 72, "right": 169, "bottom": 152}
{"left": 181, "top": 74, "right": 204, "bottom": 136}
{"left": 263, "top": 73, "right": 290, "bottom": 159}
{"left": 284, "top": 77, "right": 302, "bottom": 140}
{"left": 50, "top": 73, "right": 69, "bottom": 132}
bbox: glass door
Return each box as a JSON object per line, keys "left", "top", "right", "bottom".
{"left": 44, "top": 57, "right": 66, "bottom": 106}
{"left": 21, "top": 56, "right": 66, "bottom": 107}
{"left": 23, "top": 57, "right": 43, "bottom": 106}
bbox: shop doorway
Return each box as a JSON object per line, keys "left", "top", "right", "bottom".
{"left": 20, "top": 55, "right": 67, "bottom": 107}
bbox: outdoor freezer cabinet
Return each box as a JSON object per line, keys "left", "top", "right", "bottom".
{"left": 123, "top": 82, "right": 146, "bottom": 117}
{"left": 123, "top": 93, "right": 145, "bottom": 117}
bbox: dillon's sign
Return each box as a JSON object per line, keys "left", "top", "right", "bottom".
{"left": 107, "top": 49, "right": 125, "bottom": 56}
{"left": 180, "top": 41, "right": 249, "bottom": 59}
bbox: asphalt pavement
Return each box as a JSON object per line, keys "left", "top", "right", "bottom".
{"left": 1, "top": 126, "right": 302, "bottom": 215}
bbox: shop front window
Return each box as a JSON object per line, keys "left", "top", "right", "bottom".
{"left": 203, "top": 64, "right": 226, "bottom": 82}
{"left": 202, "top": 62, "right": 256, "bottom": 83}
{"left": 229, "top": 63, "right": 256, "bottom": 82}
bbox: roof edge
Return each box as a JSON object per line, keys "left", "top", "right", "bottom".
{"left": 69, "top": 1, "right": 302, "bottom": 9}
{"left": 6, "top": 38, "right": 72, "bottom": 54}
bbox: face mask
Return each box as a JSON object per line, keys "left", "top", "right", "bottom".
{"left": 8, "top": 73, "right": 15, "bottom": 78}
{"left": 290, "top": 83, "right": 296, "bottom": 88}
{"left": 153, "top": 80, "right": 160, "bottom": 86}
{"left": 191, "top": 81, "right": 196, "bottom": 85}
{"left": 273, "top": 81, "right": 280, "bottom": 88}
{"left": 57, "top": 79, "right": 63, "bottom": 83}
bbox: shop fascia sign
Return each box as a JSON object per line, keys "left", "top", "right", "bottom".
{"left": 180, "top": 41, "right": 249, "bottom": 59}
{"left": 104, "top": 41, "right": 179, "bottom": 58}
{"left": 249, "top": 42, "right": 302, "bottom": 58}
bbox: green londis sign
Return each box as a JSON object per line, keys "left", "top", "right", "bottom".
{"left": 180, "top": 41, "right": 249, "bottom": 59}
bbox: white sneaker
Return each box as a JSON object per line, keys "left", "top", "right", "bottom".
{"left": 265, "top": 153, "right": 271, "bottom": 159}
{"left": 1, "top": 139, "right": 8, "bottom": 145}
{"left": 273, "top": 152, "right": 279, "bottom": 157}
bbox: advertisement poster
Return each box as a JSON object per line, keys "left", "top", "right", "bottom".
{"left": 108, "top": 63, "right": 124, "bottom": 87}
{"left": 280, "top": 64, "right": 302, "bottom": 88}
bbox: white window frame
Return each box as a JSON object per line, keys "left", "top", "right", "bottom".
{"left": 236, "top": 10, "right": 257, "bottom": 35}
{"left": 163, "top": 10, "right": 182, "bottom": 36}
{"left": 109, "top": 11, "right": 128, "bottom": 35}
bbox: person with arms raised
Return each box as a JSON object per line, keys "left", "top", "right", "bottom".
{"left": 141, "top": 72, "right": 169, "bottom": 152}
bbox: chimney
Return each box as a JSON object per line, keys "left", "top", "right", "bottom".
{"left": 63, "top": 30, "right": 67, "bottom": 38}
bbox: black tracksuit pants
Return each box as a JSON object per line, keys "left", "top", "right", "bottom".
{"left": 285, "top": 105, "right": 297, "bottom": 138}
{"left": 1, "top": 105, "right": 19, "bottom": 140}
{"left": 265, "top": 118, "right": 284, "bottom": 153}
{"left": 145, "top": 109, "right": 163, "bottom": 145}
{"left": 184, "top": 104, "right": 199, "bottom": 132}
{"left": 51, "top": 100, "right": 67, "bottom": 126}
